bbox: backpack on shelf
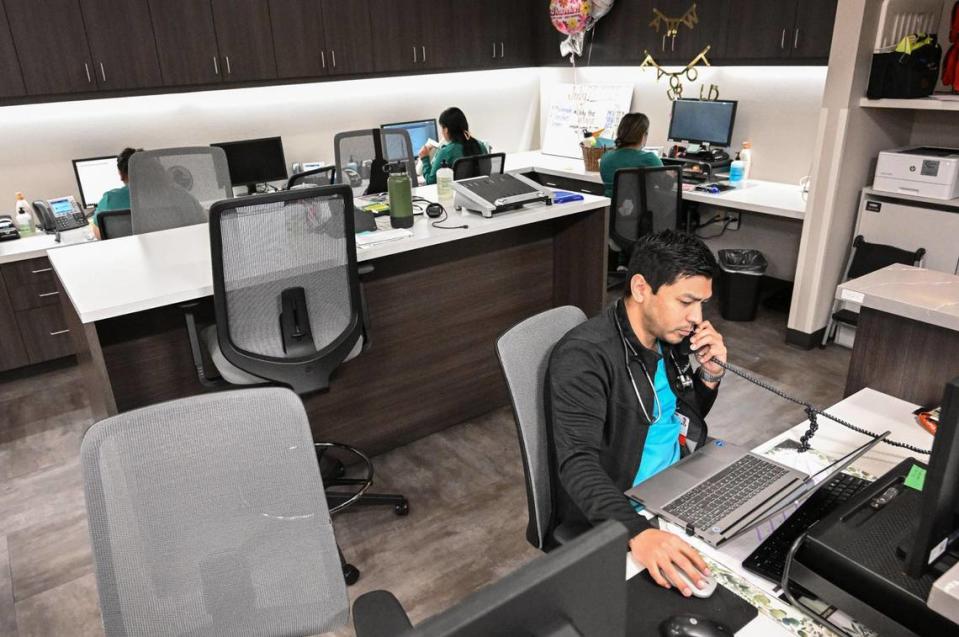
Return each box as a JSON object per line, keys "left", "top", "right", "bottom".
{"left": 866, "top": 33, "right": 943, "bottom": 99}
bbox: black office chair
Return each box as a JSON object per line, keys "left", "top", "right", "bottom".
{"left": 608, "top": 166, "right": 683, "bottom": 288}
{"left": 451, "top": 152, "right": 506, "bottom": 180}
{"left": 183, "top": 184, "right": 409, "bottom": 585}
{"left": 95, "top": 209, "right": 133, "bottom": 240}
{"left": 821, "top": 235, "right": 926, "bottom": 346}
{"left": 287, "top": 165, "right": 336, "bottom": 189}
{"left": 333, "top": 129, "right": 417, "bottom": 196}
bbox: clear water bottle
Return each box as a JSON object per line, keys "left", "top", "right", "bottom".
{"left": 436, "top": 159, "right": 454, "bottom": 211}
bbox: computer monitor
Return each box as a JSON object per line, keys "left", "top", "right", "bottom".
{"left": 381, "top": 119, "right": 438, "bottom": 159}
{"left": 73, "top": 156, "right": 123, "bottom": 209}
{"left": 904, "top": 376, "right": 959, "bottom": 577}
{"left": 409, "top": 521, "right": 627, "bottom": 636}
{"left": 210, "top": 137, "right": 288, "bottom": 194}
{"left": 667, "top": 99, "right": 738, "bottom": 148}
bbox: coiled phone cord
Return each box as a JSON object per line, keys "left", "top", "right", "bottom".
{"left": 710, "top": 358, "right": 932, "bottom": 455}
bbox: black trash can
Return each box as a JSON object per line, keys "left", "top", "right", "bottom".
{"left": 717, "top": 249, "right": 768, "bottom": 321}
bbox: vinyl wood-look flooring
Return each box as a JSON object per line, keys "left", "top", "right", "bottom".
{"left": 0, "top": 304, "right": 850, "bottom": 636}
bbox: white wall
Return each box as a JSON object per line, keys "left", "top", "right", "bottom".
{"left": 538, "top": 66, "right": 828, "bottom": 184}
{"left": 0, "top": 68, "right": 543, "bottom": 207}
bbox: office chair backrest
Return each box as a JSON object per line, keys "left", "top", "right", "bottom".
{"left": 129, "top": 147, "right": 232, "bottom": 235}
{"left": 80, "top": 388, "right": 349, "bottom": 637}
{"left": 451, "top": 152, "right": 506, "bottom": 180}
{"left": 846, "top": 234, "right": 926, "bottom": 281}
{"left": 287, "top": 165, "right": 336, "bottom": 189}
{"left": 496, "top": 306, "right": 588, "bottom": 550}
{"left": 333, "top": 129, "right": 417, "bottom": 196}
{"left": 96, "top": 209, "right": 133, "bottom": 240}
{"left": 610, "top": 166, "right": 682, "bottom": 251}
{"left": 209, "top": 185, "right": 365, "bottom": 394}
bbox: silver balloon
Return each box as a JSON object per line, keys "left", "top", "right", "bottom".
{"left": 590, "top": 0, "right": 615, "bottom": 23}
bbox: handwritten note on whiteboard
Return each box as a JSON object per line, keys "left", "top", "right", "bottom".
{"left": 542, "top": 83, "right": 634, "bottom": 159}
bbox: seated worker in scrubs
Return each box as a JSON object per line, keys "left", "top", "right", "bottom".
{"left": 548, "top": 230, "right": 728, "bottom": 598}
{"left": 599, "top": 113, "right": 663, "bottom": 198}
{"left": 418, "top": 107, "right": 488, "bottom": 185}
{"left": 92, "top": 147, "right": 137, "bottom": 239}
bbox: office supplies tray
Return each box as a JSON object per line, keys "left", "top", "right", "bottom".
{"left": 452, "top": 173, "right": 552, "bottom": 218}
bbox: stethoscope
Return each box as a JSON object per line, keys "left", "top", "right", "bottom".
{"left": 614, "top": 304, "right": 695, "bottom": 424}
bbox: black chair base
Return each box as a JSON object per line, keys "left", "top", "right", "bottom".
{"left": 338, "top": 545, "right": 360, "bottom": 586}
{"left": 327, "top": 491, "right": 410, "bottom": 516}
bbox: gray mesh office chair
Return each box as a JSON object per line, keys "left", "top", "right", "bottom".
{"left": 496, "top": 305, "right": 588, "bottom": 551}
{"left": 183, "top": 185, "right": 408, "bottom": 583}
{"left": 80, "top": 388, "right": 351, "bottom": 636}
{"left": 95, "top": 209, "right": 133, "bottom": 240}
{"left": 333, "top": 129, "right": 417, "bottom": 196}
{"left": 128, "top": 147, "right": 233, "bottom": 235}
{"left": 451, "top": 152, "right": 506, "bottom": 180}
{"left": 287, "top": 165, "right": 336, "bottom": 189}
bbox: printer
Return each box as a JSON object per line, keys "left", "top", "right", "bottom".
{"left": 873, "top": 146, "right": 959, "bottom": 200}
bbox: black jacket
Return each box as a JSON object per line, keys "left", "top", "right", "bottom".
{"left": 546, "top": 301, "right": 718, "bottom": 540}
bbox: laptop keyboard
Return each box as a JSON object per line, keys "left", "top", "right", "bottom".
{"left": 742, "top": 472, "right": 869, "bottom": 585}
{"left": 663, "top": 455, "right": 789, "bottom": 531}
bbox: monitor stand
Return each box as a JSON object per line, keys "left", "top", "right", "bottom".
{"left": 246, "top": 184, "right": 259, "bottom": 195}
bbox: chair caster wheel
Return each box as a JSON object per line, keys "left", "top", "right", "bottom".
{"left": 394, "top": 500, "right": 410, "bottom": 516}
{"left": 343, "top": 563, "right": 360, "bottom": 586}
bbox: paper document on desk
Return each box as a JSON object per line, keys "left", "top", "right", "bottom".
{"left": 355, "top": 228, "right": 412, "bottom": 249}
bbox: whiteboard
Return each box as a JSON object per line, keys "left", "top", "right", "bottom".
{"left": 542, "top": 83, "right": 634, "bottom": 159}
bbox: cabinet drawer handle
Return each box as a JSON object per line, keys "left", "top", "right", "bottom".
{"left": 321, "top": 50, "right": 326, "bottom": 68}
{"left": 422, "top": 45, "right": 426, "bottom": 63}
{"left": 500, "top": 42, "right": 504, "bottom": 58}
{"left": 492, "top": 42, "right": 496, "bottom": 59}
{"left": 412, "top": 46, "right": 417, "bottom": 63}
{"left": 84, "top": 63, "right": 92, "bottom": 83}
{"left": 213, "top": 56, "right": 219, "bottom": 75}
{"left": 38, "top": 291, "right": 60, "bottom": 297}
{"left": 330, "top": 49, "right": 336, "bottom": 68}
{"left": 794, "top": 27, "right": 800, "bottom": 49}
{"left": 49, "top": 329, "right": 70, "bottom": 336}
{"left": 780, "top": 28, "right": 786, "bottom": 49}
{"left": 225, "top": 56, "right": 232, "bottom": 75}
{"left": 31, "top": 267, "right": 53, "bottom": 274}
{"left": 100, "top": 62, "right": 107, "bottom": 83}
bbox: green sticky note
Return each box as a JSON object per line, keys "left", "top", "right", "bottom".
{"left": 905, "top": 465, "right": 926, "bottom": 491}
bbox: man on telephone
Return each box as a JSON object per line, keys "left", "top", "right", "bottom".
{"left": 547, "top": 230, "right": 726, "bottom": 597}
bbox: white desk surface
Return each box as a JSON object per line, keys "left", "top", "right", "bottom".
{"left": 505, "top": 150, "right": 807, "bottom": 220}
{"left": 0, "top": 227, "right": 93, "bottom": 265}
{"left": 837, "top": 264, "right": 959, "bottom": 333}
{"left": 49, "top": 184, "right": 608, "bottom": 324}
{"left": 626, "top": 387, "right": 928, "bottom": 636}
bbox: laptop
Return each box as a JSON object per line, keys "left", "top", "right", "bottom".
{"left": 626, "top": 433, "right": 888, "bottom": 547}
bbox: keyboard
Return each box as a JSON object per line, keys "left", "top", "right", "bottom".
{"left": 663, "top": 455, "right": 789, "bottom": 530}
{"left": 54, "top": 214, "right": 88, "bottom": 231}
{"left": 742, "top": 472, "right": 870, "bottom": 585}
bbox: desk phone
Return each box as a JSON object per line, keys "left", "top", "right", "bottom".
{"left": 33, "top": 196, "right": 88, "bottom": 232}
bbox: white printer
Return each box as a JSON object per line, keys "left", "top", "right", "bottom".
{"left": 873, "top": 147, "right": 959, "bottom": 200}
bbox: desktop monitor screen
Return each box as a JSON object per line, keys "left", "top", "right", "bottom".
{"left": 210, "top": 137, "right": 288, "bottom": 187}
{"left": 667, "top": 99, "right": 738, "bottom": 147}
{"left": 73, "top": 156, "right": 123, "bottom": 209}
{"left": 381, "top": 119, "right": 438, "bottom": 160}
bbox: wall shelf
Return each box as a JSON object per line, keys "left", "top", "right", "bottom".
{"left": 859, "top": 96, "right": 959, "bottom": 111}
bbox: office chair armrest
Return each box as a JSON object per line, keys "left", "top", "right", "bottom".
{"left": 552, "top": 520, "right": 592, "bottom": 546}
{"left": 353, "top": 590, "right": 413, "bottom": 637}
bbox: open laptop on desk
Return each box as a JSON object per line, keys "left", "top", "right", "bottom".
{"left": 626, "top": 433, "right": 887, "bottom": 547}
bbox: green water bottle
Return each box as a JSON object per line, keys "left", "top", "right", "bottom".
{"left": 386, "top": 162, "right": 413, "bottom": 229}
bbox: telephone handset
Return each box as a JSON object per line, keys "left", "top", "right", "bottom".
{"left": 32, "top": 196, "right": 88, "bottom": 232}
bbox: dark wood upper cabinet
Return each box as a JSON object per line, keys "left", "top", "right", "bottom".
{"left": 210, "top": 0, "right": 277, "bottom": 82}
{"left": 270, "top": 0, "right": 329, "bottom": 78}
{"left": 647, "top": 0, "right": 728, "bottom": 64}
{"left": 368, "top": 0, "right": 424, "bottom": 74}
{"left": 4, "top": 0, "right": 96, "bottom": 95}
{"left": 422, "top": 0, "right": 454, "bottom": 70}
{"left": 585, "top": 0, "right": 650, "bottom": 65}
{"left": 791, "top": 0, "right": 837, "bottom": 60}
{"left": 319, "top": 0, "right": 374, "bottom": 76}
{"left": 0, "top": 1, "right": 26, "bottom": 98}
{"left": 79, "top": 0, "right": 163, "bottom": 91}
{"left": 723, "top": 0, "right": 794, "bottom": 61}
{"left": 493, "top": 0, "right": 534, "bottom": 66}
{"left": 148, "top": 0, "right": 221, "bottom": 86}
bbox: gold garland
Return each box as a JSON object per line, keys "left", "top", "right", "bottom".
{"left": 639, "top": 46, "right": 711, "bottom": 100}
{"left": 649, "top": 3, "right": 698, "bottom": 38}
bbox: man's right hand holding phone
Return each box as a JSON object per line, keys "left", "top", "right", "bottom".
{"left": 629, "top": 528, "right": 711, "bottom": 597}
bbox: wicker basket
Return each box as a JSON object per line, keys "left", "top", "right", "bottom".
{"left": 580, "top": 143, "right": 607, "bottom": 172}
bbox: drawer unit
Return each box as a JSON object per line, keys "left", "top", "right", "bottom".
{"left": 0, "top": 269, "right": 29, "bottom": 371}
{"left": 1, "top": 256, "right": 62, "bottom": 311}
{"left": 15, "top": 304, "right": 74, "bottom": 365}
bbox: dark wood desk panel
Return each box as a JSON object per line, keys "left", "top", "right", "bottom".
{"left": 79, "top": 209, "right": 607, "bottom": 454}
{"left": 845, "top": 307, "right": 959, "bottom": 407}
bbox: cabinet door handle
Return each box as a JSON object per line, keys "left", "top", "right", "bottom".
{"left": 412, "top": 46, "right": 417, "bottom": 63}
{"left": 84, "top": 63, "right": 92, "bottom": 83}
{"left": 213, "top": 56, "right": 219, "bottom": 75}
{"left": 422, "top": 45, "right": 426, "bottom": 63}
{"left": 500, "top": 42, "right": 504, "bottom": 58}
{"left": 225, "top": 56, "right": 232, "bottom": 75}
{"left": 781, "top": 28, "right": 786, "bottom": 49}
{"left": 38, "top": 291, "right": 60, "bottom": 298}
{"left": 31, "top": 267, "right": 53, "bottom": 274}
{"left": 794, "top": 27, "right": 800, "bottom": 49}
{"left": 492, "top": 42, "right": 496, "bottom": 58}
{"left": 320, "top": 50, "right": 326, "bottom": 68}
{"left": 99, "top": 62, "right": 107, "bottom": 83}
{"left": 49, "top": 329, "right": 70, "bottom": 336}
{"left": 331, "top": 49, "right": 336, "bottom": 68}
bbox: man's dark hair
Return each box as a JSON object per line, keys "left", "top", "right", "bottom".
{"left": 623, "top": 230, "right": 719, "bottom": 296}
{"left": 117, "top": 147, "right": 139, "bottom": 177}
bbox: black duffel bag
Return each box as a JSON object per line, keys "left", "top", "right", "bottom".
{"left": 867, "top": 33, "right": 942, "bottom": 99}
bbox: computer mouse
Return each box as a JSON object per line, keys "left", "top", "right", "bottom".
{"left": 659, "top": 614, "right": 733, "bottom": 637}
{"left": 667, "top": 569, "right": 717, "bottom": 598}
{"left": 426, "top": 202, "right": 445, "bottom": 218}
